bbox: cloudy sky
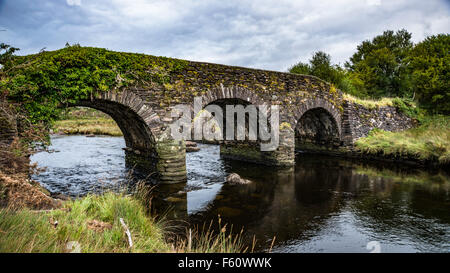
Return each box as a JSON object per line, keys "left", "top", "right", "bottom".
{"left": 0, "top": 0, "right": 448, "bottom": 71}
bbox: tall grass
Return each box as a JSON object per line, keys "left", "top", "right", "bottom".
{"left": 0, "top": 192, "right": 170, "bottom": 253}
{"left": 171, "top": 217, "right": 246, "bottom": 253}
{"left": 0, "top": 186, "right": 247, "bottom": 253}
{"left": 355, "top": 115, "right": 450, "bottom": 165}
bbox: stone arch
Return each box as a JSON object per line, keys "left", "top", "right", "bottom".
{"left": 293, "top": 99, "right": 342, "bottom": 149}
{"left": 73, "top": 90, "right": 162, "bottom": 153}
{"left": 196, "top": 85, "right": 268, "bottom": 142}
{"left": 292, "top": 98, "right": 342, "bottom": 137}
{"left": 77, "top": 90, "right": 186, "bottom": 183}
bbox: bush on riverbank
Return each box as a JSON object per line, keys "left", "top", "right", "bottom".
{"left": 355, "top": 115, "right": 450, "bottom": 165}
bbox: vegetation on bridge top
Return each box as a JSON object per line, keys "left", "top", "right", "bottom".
{"left": 1, "top": 43, "right": 340, "bottom": 130}
{"left": 0, "top": 44, "right": 188, "bottom": 125}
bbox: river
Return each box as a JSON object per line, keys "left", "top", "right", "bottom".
{"left": 30, "top": 135, "right": 450, "bottom": 253}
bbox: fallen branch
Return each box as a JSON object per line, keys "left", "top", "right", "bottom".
{"left": 119, "top": 218, "right": 133, "bottom": 249}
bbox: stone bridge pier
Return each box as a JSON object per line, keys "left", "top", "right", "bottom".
{"left": 195, "top": 86, "right": 297, "bottom": 167}
{"left": 218, "top": 126, "right": 295, "bottom": 167}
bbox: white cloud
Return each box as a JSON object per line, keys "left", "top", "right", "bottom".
{"left": 367, "top": 0, "right": 381, "bottom": 6}
{"left": 66, "top": 0, "right": 81, "bottom": 6}
{"left": 1, "top": 0, "right": 449, "bottom": 71}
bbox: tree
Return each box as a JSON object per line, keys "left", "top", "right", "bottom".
{"left": 345, "top": 29, "right": 413, "bottom": 98}
{"left": 289, "top": 51, "right": 345, "bottom": 86}
{"left": 408, "top": 34, "right": 450, "bottom": 113}
{"left": 288, "top": 61, "right": 310, "bottom": 75}
{"left": 0, "top": 43, "right": 19, "bottom": 67}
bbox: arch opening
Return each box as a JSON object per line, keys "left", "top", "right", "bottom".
{"left": 75, "top": 99, "right": 155, "bottom": 153}
{"left": 72, "top": 99, "right": 159, "bottom": 176}
{"left": 30, "top": 102, "right": 161, "bottom": 197}
{"left": 203, "top": 98, "right": 256, "bottom": 143}
{"left": 188, "top": 96, "right": 282, "bottom": 166}
{"left": 295, "top": 107, "right": 341, "bottom": 151}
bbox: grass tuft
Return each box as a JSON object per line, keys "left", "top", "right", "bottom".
{"left": 0, "top": 192, "right": 170, "bottom": 253}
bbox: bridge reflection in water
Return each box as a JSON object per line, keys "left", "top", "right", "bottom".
{"left": 154, "top": 144, "right": 450, "bottom": 252}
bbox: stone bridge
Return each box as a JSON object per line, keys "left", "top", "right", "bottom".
{"left": 74, "top": 59, "right": 352, "bottom": 184}
{"left": 1, "top": 54, "right": 415, "bottom": 183}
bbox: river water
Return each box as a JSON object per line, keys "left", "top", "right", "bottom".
{"left": 31, "top": 135, "right": 450, "bottom": 253}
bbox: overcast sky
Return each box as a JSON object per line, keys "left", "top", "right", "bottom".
{"left": 0, "top": 0, "right": 448, "bottom": 71}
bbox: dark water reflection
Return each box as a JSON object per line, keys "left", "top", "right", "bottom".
{"left": 31, "top": 135, "right": 450, "bottom": 252}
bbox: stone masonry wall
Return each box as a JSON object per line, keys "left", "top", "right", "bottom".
{"left": 129, "top": 60, "right": 345, "bottom": 130}
{"left": 343, "top": 102, "right": 416, "bottom": 144}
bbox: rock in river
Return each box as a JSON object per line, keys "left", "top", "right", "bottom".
{"left": 226, "top": 173, "right": 251, "bottom": 185}
{"left": 186, "top": 141, "right": 200, "bottom": 152}
{"left": 186, "top": 146, "right": 200, "bottom": 152}
{"left": 185, "top": 141, "right": 197, "bottom": 147}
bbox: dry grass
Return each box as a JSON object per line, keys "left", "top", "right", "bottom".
{"left": 171, "top": 216, "right": 246, "bottom": 253}
{"left": 343, "top": 93, "right": 395, "bottom": 109}
{"left": 54, "top": 118, "right": 122, "bottom": 136}
{"left": 0, "top": 171, "right": 60, "bottom": 210}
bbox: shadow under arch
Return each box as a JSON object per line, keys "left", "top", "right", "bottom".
{"left": 294, "top": 104, "right": 342, "bottom": 150}
{"left": 194, "top": 88, "right": 281, "bottom": 166}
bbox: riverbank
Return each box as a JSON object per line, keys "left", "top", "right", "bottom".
{"left": 54, "top": 107, "right": 122, "bottom": 136}
{"left": 0, "top": 173, "right": 244, "bottom": 253}
{"left": 297, "top": 115, "right": 450, "bottom": 168}
{"left": 354, "top": 115, "right": 449, "bottom": 166}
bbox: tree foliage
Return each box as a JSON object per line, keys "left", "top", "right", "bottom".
{"left": 289, "top": 51, "right": 346, "bottom": 87}
{"left": 0, "top": 44, "right": 187, "bottom": 125}
{"left": 0, "top": 43, "right": 20, "bottom": 67}
{"left": 408, "top": 34, "right": 450, "bottom": 114}
{"left": 345, "top": 29, "right": 413, "bottom": 98}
